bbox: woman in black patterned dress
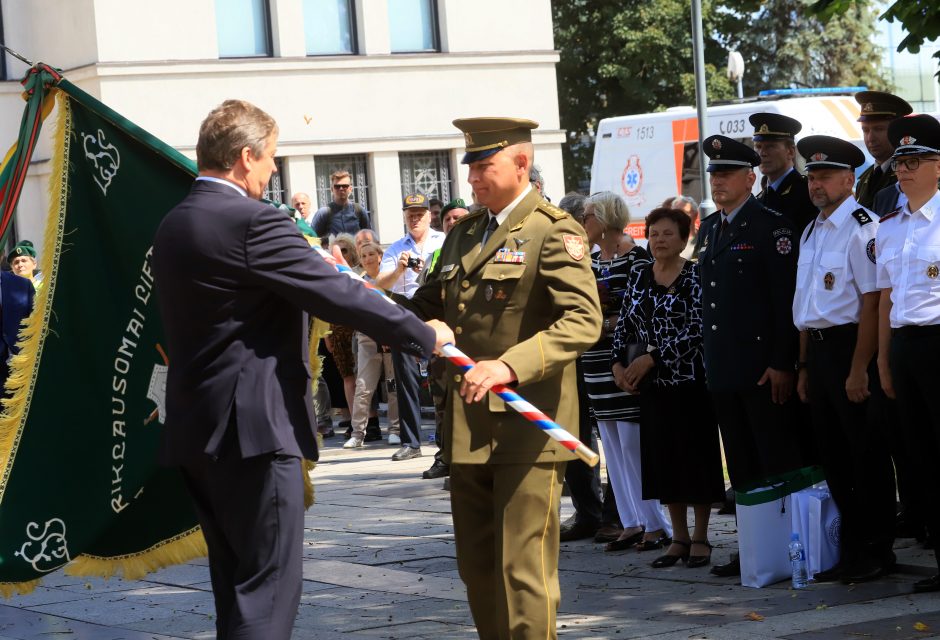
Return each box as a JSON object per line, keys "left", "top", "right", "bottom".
{"left": 581, "top": 192, "right": 671, "bottom": 552}
{"left": 612, "top": 208, "right": 725, "bottom": 568}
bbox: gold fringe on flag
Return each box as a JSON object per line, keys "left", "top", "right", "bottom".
{"left": 64, "top": 527, "right": 206, "bottom": 581}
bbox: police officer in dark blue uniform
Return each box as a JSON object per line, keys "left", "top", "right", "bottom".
{"left": 751, "top": 113, "right": 817, "bottom": 233}
{"left": 697, "top": 135, "right": 804, "bottom": 578}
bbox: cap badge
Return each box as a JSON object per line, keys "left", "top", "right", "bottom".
{"left": 711, "top": 138, "right": 722, "bottom": 150}
{"left": 900, "top": 135, "right": 917, "bottom": 146}
{"left": 810, "top": 152, "right": 828, "bottom": 162}
{"left": 862, "top": 103, "right": 873, "bottom": 112}
{"left": 464, "top": 132, "right": 474, "bottom": 145}
{"left": 757, "top": 124, "right": 770, "bottom": 134}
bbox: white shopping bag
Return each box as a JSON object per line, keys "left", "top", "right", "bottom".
{"left": 737, "top": 491, "right": 792, "bottom": 588}
{"left": 791, "top": 486, "right": 840, "bottom": 577}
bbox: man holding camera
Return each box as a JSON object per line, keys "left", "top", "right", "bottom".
{"left": 376, "top": 194, "right": 446, "bottom": 460}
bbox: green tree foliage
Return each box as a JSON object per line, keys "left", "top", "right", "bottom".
{"left": 810, "top": 0, "right": 940, "bottom": 75}
{"left": 553, "top": 0, "right": 735, "bottom": 190}
{"left": 553, "top": 0, "right": 889, "bottom": 190}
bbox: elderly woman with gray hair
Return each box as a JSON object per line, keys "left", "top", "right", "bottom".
{"left": 581, "top": 191, "right": 672, "bottom": 551}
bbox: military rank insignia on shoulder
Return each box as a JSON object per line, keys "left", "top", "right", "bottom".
{"left": 536, "top": 202, "right": 568, "bottom": 221}
{"left": 879, "top": 206, "right": 902, "bottom": 223}
{"left": 763, "top": 206, "right": 784, "bottom": 217}
{"left": 851, "top": 208, "right": 873, "bottom": 226}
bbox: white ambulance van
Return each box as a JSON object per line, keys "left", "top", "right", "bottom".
{"left": 590, "top": 89, "right": 871, "bottom": 240}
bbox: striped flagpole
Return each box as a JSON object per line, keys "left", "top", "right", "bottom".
{"left": 312, "top": 245, "right": 599, "bottom": 467}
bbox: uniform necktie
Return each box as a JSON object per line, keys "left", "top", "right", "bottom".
{"left": 872, "top": 165, "right": 883, "bottom": 182}
{"left": 482, "top": 215, "right": 499, "bottom": 245}
{"left": 719, "top": 218, "right": 729, "bottom": 238}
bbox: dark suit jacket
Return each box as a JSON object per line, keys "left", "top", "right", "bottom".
{"left": 697, "top": 195, "right": 798, "bottom": 391}
{"left": 872, "top": 184, "right": 901, "bottom": 217}
{"left": 0, "top": 270, "right": 34, "bottom": 359}
{"left": 153, "top": 180, "right": 435, "bottom": 465}
{"left": 759, "top": 169, "right": 816, "bottom": 233}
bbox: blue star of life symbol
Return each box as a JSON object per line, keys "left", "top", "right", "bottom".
{"left": 625, "top": 169, "right": 640, "bottom": 190}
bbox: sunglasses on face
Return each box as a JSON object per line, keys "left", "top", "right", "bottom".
{"left": 332, "top": 184, "right": 351, "bottom": 190}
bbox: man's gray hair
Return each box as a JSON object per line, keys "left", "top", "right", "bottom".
{"left": 670, "top": 195, "right": 699, "bottom": 214}
{"left": 196, "top": 99, "right": 278, "bottom": 172}
{"left": 558, "top": 191, "right": 587, "bottom": 223}
{"left": 529, "top": 164, "right": 544, "bottom": 188}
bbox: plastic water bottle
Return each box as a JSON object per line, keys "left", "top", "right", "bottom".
{"left": 789, "top": 533, "right": 808, "bottom": 589}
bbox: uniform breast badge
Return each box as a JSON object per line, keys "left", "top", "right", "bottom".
{"left": 824, "top": 272, "right": 835, "bottom": 290}
{"left": 776, "top": 236, "right": 793, "bottom": 255}
{"left": 928, "top": 264, "right": 940, "bottom": 279}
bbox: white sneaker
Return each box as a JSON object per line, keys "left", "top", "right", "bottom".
{"left": 343, "top": 437, "right": 363, "bottom": 449}
{"left": 388, "top": 434, "right": 401, "bottom": 446}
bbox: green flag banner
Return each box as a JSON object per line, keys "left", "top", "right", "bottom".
{"left": 0, "top": 78, "right": 208, "bottom": 595}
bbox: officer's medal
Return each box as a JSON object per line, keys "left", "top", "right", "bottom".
{"left": 929, "top": 264, "right": 940, "bottom": 279}
{"left": 824, "top": 272, "right": 835, "bottom": 290}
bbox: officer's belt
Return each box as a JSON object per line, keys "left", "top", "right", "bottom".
{"left": 808, "top": 323, "right": 858, "bottom": 342}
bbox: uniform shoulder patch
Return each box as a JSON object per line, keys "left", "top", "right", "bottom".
{"left": 866, "top": 238, "right": 876, "bottom": 263}
{"left": 851, "top": 208, "right": 873, "bottom": 226}
{"left": 879, "top": 206, "right": 902, "bottom": 223}
{"left": 536, "top": 201, "right": 568, "bottom": 221}
{"left": 562, "top": 234, "right": 585, "bottom": 260}
{"left": 452, "top": 209, "right": 486, "bottom": 227}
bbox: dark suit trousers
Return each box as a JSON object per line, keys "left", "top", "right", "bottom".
{"left": 564, "top": 359, "right": 603, "bottom": 525}
{"left": 890, "top": 328, "right": 940, "bottom": 569}
{"left": 182, "top": 440, "right": 304, "bottom": 640}
{"left": 711, "top": 386, "right": 803, "bottom": 491}
{"left": 807, "top": 327, "right": 895, "bottom": 561}
{"left": 392, "top": 348, "right": 423, "bottom": 449}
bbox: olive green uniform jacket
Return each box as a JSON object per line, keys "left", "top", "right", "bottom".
{"left": 401, "top": 188, "right": 602, "bottom": 465}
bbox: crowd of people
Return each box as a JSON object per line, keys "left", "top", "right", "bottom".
{"left": 146, "top": 92, "right": 940, "bottom": 639}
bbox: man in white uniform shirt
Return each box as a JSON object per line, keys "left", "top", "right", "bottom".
{"left": 875, "top": 114, "right": 940, "bottom": 593}
{"left": 793, "top": 135, "right": 896, "bottom": 585}
{"left": 376, "top": 193, "right": 446, "bottom": 460}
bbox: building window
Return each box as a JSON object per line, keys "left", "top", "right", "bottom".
{"left": 388, "top": 0, "right": 439, "bottom": 53}
{"left": 304, "top": 0, "right": 356, "bottom": 55}
{"left": 264, "top": 158, "right": 288, "bottom": 204}
{"left": 399, "top": 150, "right": 453, "bottom": 202}
{"left": 315, "top": 154, "right": 371, "bottom": 212}
{"left": 216, "top": 0, "right": 272, "bottom": 58}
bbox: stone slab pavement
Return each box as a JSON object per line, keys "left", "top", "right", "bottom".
{"left": 2, "top": 429, "right": 940, "bottom": 639}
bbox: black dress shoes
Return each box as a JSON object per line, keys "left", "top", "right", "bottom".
{"left": 914, "top": 574, "right": 940, "bottom": 593}
{"left": 422, "top": 459, "right": 450, "bottom": 479}
{"left": 812, "top": 563, "right": 842, "bottom": 583}
{"left": 559, "top": 519, "right": 599, "bottom": 542}
{"left": 593, "top": 524, "right": 623, "bottom": 543}
{"left": 710, "top": 554, "right": 741, "bottom": 577}
{"left": 841, "top": 560, "right": 889, "bottom": 584}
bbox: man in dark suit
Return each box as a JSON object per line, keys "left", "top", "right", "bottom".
{"left": 0, "top": 269, "right": 35, "bottom": 386}
{"left": 750, "top": 113, "right": 817, "bottom": 233}
{"left": 152, "top": 99, "right": 451, "bottom": 640}
{"left": 854, "top": 91, "right": 913, "bottom": 212}
{"left": 697, "top": 135, "right": 803, "bottom": 579}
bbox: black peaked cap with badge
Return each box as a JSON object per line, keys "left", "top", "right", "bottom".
{"left": 703, "top": 135, "right": 760, "bottom": 172}
{"left": 453, "top": 117, "right": 538, "bottom": 164}
{"left": 889, "top": 114, "right": 940, "bottom": 157}
{"left": 854, "top": 91, "right": 913, "bottom": 122}
{"left": 750, "top": 113, "right": 802, "bottom": 141}
{"left": 797, "top": 135, "right": 866, "bottom": 171}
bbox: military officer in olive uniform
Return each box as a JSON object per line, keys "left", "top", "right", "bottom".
{"left": 751, "top": 112, "right": 817, "bottom": 233}
{"left": 854, "top": 91, "right": 913, "bottom": 213}
{"left": 401, "top": 117, "right": 602, "bottom": 639}
{"left": 697, "top": 135, "right": 804, "bottom": 579}
{"left": 793, "top": 135, "right": 897, "bottom": 583}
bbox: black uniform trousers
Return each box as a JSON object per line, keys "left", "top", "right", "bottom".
{"left": 564, "top": 359, "right": 604, "bottom": 526}
{"left": 890, "top": 325, "right": 940, "bottom": 569}
{"left": 392, "top": 348, "right": 423, "bottom": 449}
{"left": 710, "top": 386, "right": 803, "bottom": 491}
{"left": 181, "top": 430, "right": 304, "bottom": 640}
{"left": 806, "top": 324, "right": 895, "bottom": 564}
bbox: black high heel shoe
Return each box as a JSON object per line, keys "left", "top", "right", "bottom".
{"left": 687, "top": 540, "right": 713, "bottom": 569}
{"left": 651, "top": 540, "right": 690, "bottom": 568}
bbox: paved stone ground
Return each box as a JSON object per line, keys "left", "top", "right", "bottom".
{"left": 2, "top": 425, "right": 940, "bottom": 639}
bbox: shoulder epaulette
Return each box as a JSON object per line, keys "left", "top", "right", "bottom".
{"left": 535, "top": 201, "right": 568, "bottom": 221}
{"left": 851, "top": 208, "right": 874, "bottom": 226}
{"left": 762, "top": 205, "right": 784, "bottom": 217}
{"left": 879, "top": 206, "right": 902, "bottom": 222}
{"left": 452, "top": 208, "right": 487, "bottom": 227}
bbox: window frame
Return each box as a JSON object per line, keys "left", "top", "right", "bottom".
{"left": 314, "top": 154, "right": 372, "bottom": 214}
{"left": 304, "top": 0, "right": 359, "bottom": 57}
{"left": 398, "top": 149, "right": 454, "bottom": 203}
{"left": 217, "top": 0, "right": 274, "bottom": 59}
{"left": 263, "top": 158, "right": 289, "bottom": 205}
{"left": 388, "top": 0, "right": 440, "bottom": 54}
